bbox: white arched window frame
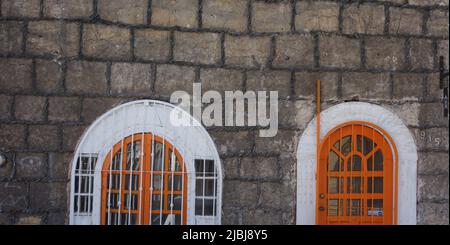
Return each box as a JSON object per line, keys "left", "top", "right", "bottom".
{"left": 69, "top": 100, "right": 223, "bottom": 225}
{"left": 296, "top": 102, "right": 418, "bottom": 225}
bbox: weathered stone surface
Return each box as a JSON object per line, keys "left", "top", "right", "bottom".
{"left": 342, "top": 72, "right": 390, "bottom": 100}
{"left": 110, "top": 63, "right": 152, "bottom": 96}
{"left": 225, "top": 35, "right": 271, "bottom": 68}
{"left": 0, "top": 151, "right": 13, "bottom": 179}
{"left": 174, "top": 32, "right": 221, "bottom": 65}
{"left": 240, "top": 157, "right": 278, "bottom": 179}
{"left": 47, "top": 212, "right": 67, "bottom": 225}
{"left": 222, "top": 157, "right": 240, "bottom": 180}
{"left": 418, "top": 152, "right": 449, "bottom": 175}
{"left": 151, "top": 0, "right": 198, "bottom": 28}
{"left": 389, "top": 7, "right": 424, "bottom": 35}
{"left": 62, "top": 125, "right": 86, "bottom": 151}
{"left": 418, "top": 174, "right": 449, "bottom": 202}
{"left": 425, "top": 73, "right": 443, "bottom": 101}
{"left": 365, "top": 37, "right": 405, "bottom": 71}
{"left": 16, "top": 153, "right": 47, "bottom": 179}
{"left": 420, "top": 103, "right": 449, "bottom": 127}
{"left": 0, "top": 182, "right": 28, "bottom": 210}
{"left": 82, "top": 97, "right": 124, "bottom": 123}
{"left": 246, "top": 70, "right": 291, "bottom": 98}
{"left": 273, "top": 34, "right": 315, "bottom": 68}
{"left": 0, "top": 94, "right": 12, "bottom": 120}
{"left": 0, "top": 214, "right": 12, "bottom": 225}
{"left": 223, "top": 180, "right": 258, "bottom": 208}
{"left": 222, "top": 208, "right": 241, "bottom": 225}
{"left": 14, "top": 96, "right": 46, "bottom": 122}
{"left": 16, "top": 215, "right": 44, "bottom": 225}
{"left": 210, "top": 131, "right": 253, "bottom": 155}
{"left": 319, "top": 35, "right": 360, "bottom": 68}
{"left": 252, "top": 1, "right": 291, "bottom": 32}
{"left": 48, "top": 152, "right": 72, "bottom": 179}
{"left": 0, "top": 21, "right": 23, "bottom": 55}
{"left": 134, "top": 29, "right": 171, "bottom": 61}
{"left": 36, "top": 59, "right": 63, "bottom": 93}
{"left": 295, "top": 72, "right": 339, "bottom": 100}
{"left": 392, "top": 73, "right": 423, "bottom": 100}
{"left": 43, "top": 0, "right": 93, "bottom": 18}
{"left": 386, "top": 102, "right": 420, "bottom": 127}
{"left": 66, "top": 61, "right": 108, "bottom": 94}
{"left": 1, "top": 0, "right": 40, "bottom": 17}
{"left": 203, "top": 0, "right": 247, "bottom": 32}
{"left": 417, "top": 202, "right": 449, "bottom": 225}
{"left": 0, "top": 58, "right": 32, "bottom": 92}
{"left": 410, "top": 38, "right": 434, "bottom": 70}
{"left": 427, "top": 10, "right": 449, "bottom": 37}
{"left": 438, "top": 40, "right": 449, "bottom": 70}
{"left": 155, "top": 64, "right": 196, "bottom": 97}
{"left": 259, "top": 182, "right": 292, "bottom": 210}
{"left": 343, "top": 3, "right": 385, "bottom": 34}
{"left": 27, "top": 21, "right": 79, "bottom": 58}
{"left": 83, "top": 24, "right": 131, "bottom": 59}
{"left": 254, "top": 130, "right": 298, "bottom": 154}
{"left": 0, "top": 124, "right": 26, "bottom": 149}
{"left": 413, "top": 128, "right": 449, "bottom": 151}
{"left": 30, "top": 182, "right": 68, "bottom": 209}
{"left": 28, "top": 125, "right": 59, "bottom": 150}
{"left": 200, "top": 68, "right": 243, "bottom": 93}
{"left": 295, "top": 1, "right": 339, "bottom": 32}
{"left": 48, "top": 97, "right": 81, "bottom": 122}
{"left": 409, "top": 0, "right": 449, "bottom": 5}
{"left": 278, "top": 100, "right": 314, "bottom": 129}
{"left": 98, "top": 0, "right": 147, "bottom": 24}
{"left": 242, "top": 209, "right": 283, "bottom": 225}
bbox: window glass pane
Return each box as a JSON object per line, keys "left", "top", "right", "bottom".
{"left": 347, "top": 155, "right": 362, "bottom": 171}
{"left": 126, "top": 141, "right": 141, "bottom": 171}
{"left": 151, "top": 195, "right": 163, "bottom": 211}
{"left": 367, "top": 150, "right": 383, "bottom": 171}
{"left": 195, "top": 159, "right": 204, "bottom": 177}
{"left": 152, "top": 175, "right": 162, "bottom": 191}
{"left": 328, "top": 177, "right": 341, "bottom": 194}
{"left": 204, "top": 179, "right": 215, "bottom": 196}
{"left": 204, "top": 199, "right": 215, "bottom": 216}
{"left": 357, "top": 135, "right": 376, "bottom": 155}
{"left": 196, "top": 179, "right": 204, "bottom": 196}
{"left": 153, "top": 142, "right": 164, "bottom": 171}
{"left": 112, "top": 152, "right": 121, "bottom": 170}
{"left": 169, "top": 194, "right": 182, "bottom": 210}
{"left": 108, "top": 193, "right": 119, "bottom": 209}
{"left": 328, "top": 199, "right": 339, "bottom": 216}
{"left": 125, "top": 174, "right": 139, "bottom": 191}
{"left": 346, "top": 199, "right": 362, "bottom": 216}
{"left": 368, "top": 177, "right": 383, "bottom": 193}
{"left": 347, "top": 177, "right": 362, "bottom": 193}
{"left": 368, "top": 199, "right": 384, "bottom": 217}
{"left": 205, "top": 160, "right": 215, "bottom": 176}
{"left": 195, "top": 198, "right": 203, "bottom": 215}
{"left": 175, "top": 214, "right": 181, "bottom": 225}
{"left": 168, "top": 175, "right": 183, "bottom": 192}
{"left": 124, "top": 193, "right": 138, "bottom": 210}
{"left": 328, "top": 151, "right": 343, "bottom": 172}
{"left": 340, "top": 136, "right": 352, "bottom": 156}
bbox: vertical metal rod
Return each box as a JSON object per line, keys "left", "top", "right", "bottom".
{"left": 169, "top": 150, "right": 175, "bottom": 224}
{"left": 149, "top": 134, "right": 155, "bottom": 225}
{"left": 159, "top": 138, "right": 165, "bottom": 225}
{"left": 76, "top": 153, "right": 82, "bottom": 215}
{"left": 202, "top": 160, "right": 206, "bottom": 216}
{"left": 107, "top": 148, "right": 113, "bottom": 225}
{"left": 316, "top": 80, "right": 321, "bottom": 224}
{"left": 127, "top": 135, "right": 135, "bottom": 224}
{"left": 117, "top": 138, "right": 124, "bottom": 225}
{"left": 138, "top": 132, "right": 145, "bottom": 225}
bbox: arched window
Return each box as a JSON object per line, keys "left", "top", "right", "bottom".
{"left": 317, "top": 121, "right": 397, "bottom": 225}
{"left": 70, "top": 100, "right": 222, "bottom": 225}
{"left": 297, "top": 102, "right": 418, "bottom": 225}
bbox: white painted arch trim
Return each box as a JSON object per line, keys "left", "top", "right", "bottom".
{"left": 296, "top": 102, "right": 417, "bottom": 225}
{"left": 69, "top": 100, "right": 223, "bottom": 225}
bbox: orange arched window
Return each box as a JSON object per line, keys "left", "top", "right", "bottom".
{"left": 100, "top": 133, "right": 187, "bottom": 225}
{"left": 317, "top": 121, "right": 398, "bottom": 225}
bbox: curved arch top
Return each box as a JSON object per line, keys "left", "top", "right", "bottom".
{"left": 296, "top": 102, "right": 417, "bottom": 225}
{"left": 69, "top": 100, "right": 222, "bottom": 225}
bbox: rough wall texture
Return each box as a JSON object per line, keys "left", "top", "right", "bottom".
{"left": 0, "top": 0, "right": 449, "bottom": 225}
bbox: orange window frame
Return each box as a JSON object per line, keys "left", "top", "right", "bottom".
{"left": 100, "top": 133, "right": 188, "bottom": 225}
{"left": 316, "top": 121, "right": 398, "bottom": 225}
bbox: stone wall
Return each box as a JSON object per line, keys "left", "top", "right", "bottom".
{"left": 0, "top": 0, "right": 448, "bottom": 225}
